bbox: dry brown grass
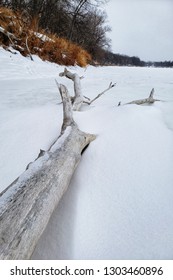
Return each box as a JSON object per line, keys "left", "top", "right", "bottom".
{"left": 0, "top": 7, "right": 91, "bottom": 66}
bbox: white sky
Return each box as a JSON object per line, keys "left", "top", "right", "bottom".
{"left": 105, "top": 0, "right": 173, "bottom": 61}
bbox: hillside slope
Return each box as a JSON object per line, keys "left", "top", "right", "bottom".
{"left": 0, "top": 7, "right": 91, "bottom": 66}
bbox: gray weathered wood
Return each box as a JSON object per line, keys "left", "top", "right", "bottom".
{"left": 126, "top": 88, "right": 160, "bottom": 105}
{"left": 0, "top": 83, "right": 95, "bottom": 260}
{"left": 59, "top": 68, "right": 83, "bottom": 111}
{"left": 59, "top": 68, "right": 116, "bottom": 108}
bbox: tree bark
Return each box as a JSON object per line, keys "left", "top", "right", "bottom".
{"left": 59, "top": 68, "right": 83, "bottom": 111}
{"left": 0, "top": 83, "right": 95, "bottom": 260}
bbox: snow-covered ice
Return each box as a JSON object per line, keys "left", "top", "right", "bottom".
{"left": 0, "top": 47, "right": 173, "bottom": 259}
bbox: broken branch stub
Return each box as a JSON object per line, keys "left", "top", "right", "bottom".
{"left": 59, "top": 68, "right": 83, "bottom": 111}
{"left": 0, "top": 83, "right": 95, "bottom": 260}
{"left": 55, "top": 80, "right": 74, "bottom": 132}
{"left": 0, "top": 26, "right": 18, "bottom": 45}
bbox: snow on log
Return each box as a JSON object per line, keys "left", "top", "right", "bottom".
{"left": 0, "top": 83, "right": 96, "bottom": 260}
{"left": 126, "top": 88, "right": 160, "bottom": 105}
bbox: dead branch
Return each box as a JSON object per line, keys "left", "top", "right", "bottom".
{"left": 59, "top": 68, "right": 116, "bottom": 108}
{"left": 84, "top": 95, "right": 91, "bottom": 101}
{"left": 0, "top": 26, "right": 17, "bottom": 45}
{"left": 126, "top": 88, "right": 160, "bottom": 105}
{"left": 86, "top": 82, "right": 116, "bottom": 105}
{"left": 25, "top": 36, "right": 34, "bottom": 61}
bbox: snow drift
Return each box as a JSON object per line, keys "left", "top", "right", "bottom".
{"left": 0, "top": 48, "right": 173, "bottom": 259}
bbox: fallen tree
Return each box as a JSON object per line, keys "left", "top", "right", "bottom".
{"left": 117, "top": 88, "right": 161, "bottom": 107}
{"left": 125, "top": 88, "right": 160, "bottom": 105}
{"left": 0, "top": 81, "right": 95, "bottom": 259}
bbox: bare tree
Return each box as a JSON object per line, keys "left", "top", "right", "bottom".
{"left": 68, "top": 0, "right": 88, "bottom": 41}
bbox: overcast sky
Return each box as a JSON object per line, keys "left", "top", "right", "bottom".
{"left": 105, "top": 0, "right": 173, "bottom": 61}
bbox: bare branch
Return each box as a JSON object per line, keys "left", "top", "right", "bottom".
{"left": 84, "top": 95, "right": 91, "bottom": 101}
{"left": 59, "top": 69, "right": 116, "bottom": 107}
{"left": 88, "top": 82, "right": 116, "bottom": 105}
{"left": 59, "top": 68, "right": 83, "bottom": 111}
{"left": 0, "top": 26, "right": 17, "bottom": 45}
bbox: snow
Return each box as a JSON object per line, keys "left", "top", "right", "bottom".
{"left": 0, "top": 47, "right": 173, "bottom": 259}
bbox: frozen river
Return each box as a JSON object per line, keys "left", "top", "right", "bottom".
{"left": 0, "top": 48, "right": 173, "bottom": 259}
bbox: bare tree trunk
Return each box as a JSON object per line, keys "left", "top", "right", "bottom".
{"left": 84, "top": 82, "right": 116, "bottom": 105}
{"left": 68, "top": 0, "right": 87, "bottom": 41}
{"left": 0, "top": 26, "right": 17, "bottom": 45}
{"left": 0, "top": 83, "right": 95, "bottom": 260}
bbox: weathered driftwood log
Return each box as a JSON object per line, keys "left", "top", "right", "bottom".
{"left": 126, "top": 88, "right": 160, "bottom": 105}
{"left": 0, "top": 83, "right": 95, "bottom": 260}
{"left": 59, "top": 68, "right": 116, "bottom": 108}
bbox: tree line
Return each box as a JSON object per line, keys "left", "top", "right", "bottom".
{"left": 98, "top": 50, "right": 173, "bottom": 68}
{"left": 146, "top": 61, "right": 173, "bottom": 68}
{"left": 100, "top": 50, "right": 145, "bottom": 66}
